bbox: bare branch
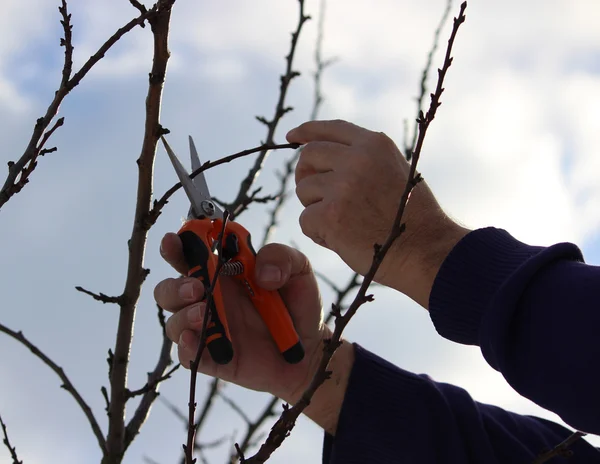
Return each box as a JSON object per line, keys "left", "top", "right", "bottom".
{"left": 0, "top": 323, "right": 106, "bottom": 454}
{"left": 75, "top": 286, "right": 122, "bottom": 304}
{"left": 230, "top": 396, "right": 279, "bottom": 463}
{"left": 219, "top": 392, "right": 252, "bottom": 425}
{"left": 0, "top": 414, "right": 23, "bottom": 464}
{"left": 260, "top": 0, "right": 332, "bottom": 247}
{"left": 0, "top": 3, "right": 158, "bottom": 210}
{"left": 147, "top": 142, "right": 299, "bottom": 227}
{"left": 124, "top": 333, "right": 177, "bottom": 450}
{"left": 241, "top": 4, "right": 468, "bottom": 461}
{"left": 129, "top": 0, "right": 148, "bottom": 16}
{"left": 533, "top": 431, "right": 588, "bottom": 464}
{"left": 105, "top": 1, "right": 176, "bottom": 460}
{"left": 404, "top": 0, "right": 453, "bottom": 161}
{"left": 126, "top": 363, "right": 179, "bottom": 399}
{"left": 184, "top": 212, "right": 231, "bottom": 463}
{"left": 225, "top": 0, "right": 310, "bottom": 217}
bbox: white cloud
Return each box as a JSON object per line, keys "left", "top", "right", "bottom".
{"left": 2, "top": 1, "right": 600, "bottom": 463}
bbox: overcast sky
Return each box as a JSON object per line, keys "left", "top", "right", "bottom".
{"left": 1, "top": 0, "right": 599, "bottom": 463}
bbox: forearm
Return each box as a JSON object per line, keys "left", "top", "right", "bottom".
{"left": 429, "top": 227, "right": 600, "bottom": 433}
{"left": 324, "top": 345, "right": 600, "bottom": 463}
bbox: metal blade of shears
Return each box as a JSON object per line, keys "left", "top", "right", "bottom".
{"left": 161, "top": 136, "right": 222, "bottom": 220}
{"left": 187, "top": 136, "right": 223, "bottom": 220}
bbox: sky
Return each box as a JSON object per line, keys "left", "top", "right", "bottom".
{"left": 0, "top": 0, "right": 599, "bottom": 463}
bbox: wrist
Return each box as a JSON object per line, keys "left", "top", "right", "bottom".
{"left": 382, "top": 213, "right": 470, "bottom": 309}
{"left": 280, "top": 329, "right": 355, "bottom": 435}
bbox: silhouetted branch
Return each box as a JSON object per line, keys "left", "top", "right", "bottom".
{"left": 0, "top": 414, "right": 23, "bottom": 464}
{"left": 260, "top": 0, "right": 333, "bottom": 247}
{"left": 184, "top": 213, "right": 231, "bottom": 463}
{"left": 533, "top": 431, "right": 587, "bottom": 464}
{"left": 225, "top": 0, "right": 310, "bottom": 218}
{"left": 240, "top": 4, "right": 468, "bottom": 461}
{"left": 0, "top": 323, "right": 106, "bottom": 454}
{"left": 0, "top": 1, "right": 159, "bottom": 210}
{"left": 147, "top": 143, "right": 299, "bottom": 226}
{"left": 75, "top": 286, "right": 122, "bottom": 304}
{"left": 404, "top": 0, "right": 453, "bottom": 161}
{"left": 105, "top": 1, "right": 176, "bottom": 460}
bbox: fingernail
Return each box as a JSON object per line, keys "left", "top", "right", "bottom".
{"left": 188, "top": 304, "right": 204, "bottom": 323}
{"left": 259, "top": 264, "right": 282, "bottom": 283}
{"left": 178, "top": 333, "right": 186, "bottom": 349}
{"left": 179, "top": 282, "right": 197, "bottom": 301}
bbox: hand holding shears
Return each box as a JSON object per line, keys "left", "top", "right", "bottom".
{"left": 161, "top": 136, "right": 305, "bottom": 365}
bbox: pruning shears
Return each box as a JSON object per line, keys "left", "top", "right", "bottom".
{"left": 161, "top": 135, "right": 305, "bottom": 365}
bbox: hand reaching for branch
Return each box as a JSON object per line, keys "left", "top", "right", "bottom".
{"left": 155, "top": 234, "right": 328, "bottom": 403}
{"left": 287, "top": 119, "right": 469, "bottom": 308}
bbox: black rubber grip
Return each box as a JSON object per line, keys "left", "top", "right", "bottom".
{"left": 179, "top": 230, "right": 234, "bottom": 365}
{"left": 282, "top": 341, "right": 305, "bottom": 364}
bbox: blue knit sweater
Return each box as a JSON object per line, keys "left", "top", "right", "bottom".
{"left": 323, "top": 227, "right": 600, "bottom": 463}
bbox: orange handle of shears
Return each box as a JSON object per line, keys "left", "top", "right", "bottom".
{"left": 217, "top": 221, "right": 305, "bottom": 364}
{"left": 178, "top": 219, "right": 234, "bottom": 365}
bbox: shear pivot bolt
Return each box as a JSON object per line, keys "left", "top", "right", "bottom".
{"left": 201, "top": 200, "right": 215, "bottom": 216}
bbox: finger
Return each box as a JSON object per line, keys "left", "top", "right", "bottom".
{"left": 295, "top": 171, "right": 335, "bottom": 208}
{"left": 298, "top": 201, "right": 330, "bottom": 248}
{"left": 254, "top": 243, "right": 313, "bottom": 291}
{"left": 154, "top": 276, "right": 205, "bottom": 313}
{"left": 159, "top": 232, "right": 189, "bottom": 276}
{"left": 295, "top": 141, "right": 349, "bottom": 185}
{"left": 286, "top": 119, "right": 371, "bottom": 146}
{"left": 165, "top": 302, "right": 206, "bottom": 343}
{"left": 177, "top": 329, "right": 200, "bottom": 370}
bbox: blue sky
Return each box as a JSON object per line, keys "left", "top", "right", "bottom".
{"left": 1, "top": 0, "right": 599, "bottom": 463}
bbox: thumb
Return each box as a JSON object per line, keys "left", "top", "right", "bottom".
{"left": 254, "top": 243, "right": 313, "bottom": 291}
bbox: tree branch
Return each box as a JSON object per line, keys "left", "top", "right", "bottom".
{"left": 184, "top": 213, "right": 231, "bottom": 463}
{"left": 0, "top": 414, "right": 23, "bottom": 464}
{"left": 240, "top": 4, "right": 468, "bottom": 461}
{"left": 533, "top": 431, "right": 588, "bottom": 464}
{"left": 404, "top": 0, "right": 453, "bottom": 161}
{"left": 0, "top": 2, "right": 158, "bottom": 210}
{"left": 103, "top": 1, "right": 175, "bottom": 461}
{"left": 225, "top": 0, "right": 310, "bottom": 218}
{"left": 147, "top": 143, "right": 299, "bottom": 227}
{"left": 0, "top": 323, "right": 106, "bottom": 454}
{"left": 75, "top": 286, "right": 123, "bottom": 304}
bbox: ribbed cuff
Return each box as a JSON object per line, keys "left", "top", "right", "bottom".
{"left": 429, "top": 227, "right": 545, "bottom": 345}
{"left": 429, "top": 227, "right": 583, "bottom": 347}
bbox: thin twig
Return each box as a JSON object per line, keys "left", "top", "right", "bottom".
{"left": 184, "top": 212, "right": 231, "bottom": 463}
{"left": 147, "top": 143, "right": 299, "bottom": 227}
{"left": 533, "top": 431, "right": 588, "bottom": 464}
{"left": 229, "top": 3, "right": 334, "bottom": 458}
{"left": 0, "top": 3, "right": 158, "bottom": 210}
{"left": 226, "top": 0, "right": 310, "bottom": 218}
{"left": 75, "top": 286, "right": 122, "bottom": 304}
{"left": 219, "top": 393, "right": 252, "bottom": 425}
{"left": 229, "top": 396, "right": 278, "bottom": 464}
{"left": 0, "top": 323, "right": 106, "bottom": 453}
{"left": 404, "top": 0, "right": 453, "bottom": 161}
{"left": 260, "top": 0, "right": 333, "bottom": 246}
{"left": 126, "top": 363, "right": 179, "bottom": 398}
{"left": 104, "top": 1, "right": 175, "bottom": 461}
{"left": 240, "top": 4, "right": 468, "bottom": 462}
{"left": 0, "top": 414, "right": 23, "bottom": 464}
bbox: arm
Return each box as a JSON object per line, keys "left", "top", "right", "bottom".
{"left": 429, "top": 227, "right": 600, "bottom": 434}
{"left": 286, "top": 119, "right": 600, "bottom": 436}
{"left": 323, "top": 344, "right": 600, "bottom": 464}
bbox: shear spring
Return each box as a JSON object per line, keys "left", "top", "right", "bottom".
{"left": 222, "top": 261, "right": 244, "bottom": 276}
